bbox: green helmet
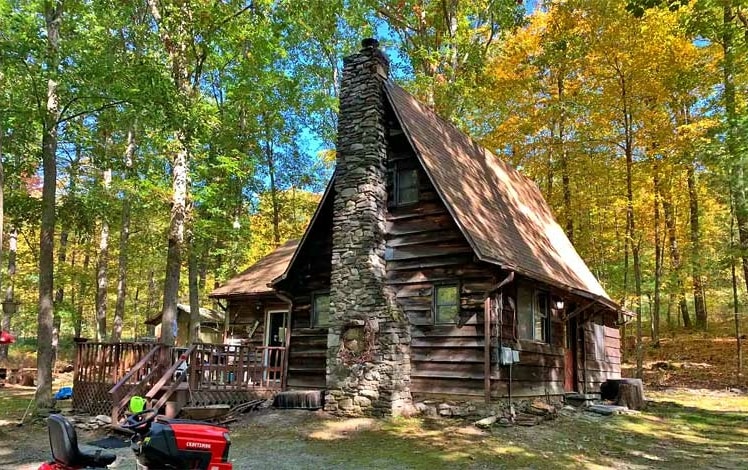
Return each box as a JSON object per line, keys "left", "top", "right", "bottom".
{"left": 129, "top": 395, "right": 147, "bottom": 414}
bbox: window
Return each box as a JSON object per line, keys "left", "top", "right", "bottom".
{"left": 313, "top": 292, "right": 331, "bottom": 327}
{"left": 534, "top": 292, "right": 549, "bottom": 343}
{"left": 517, "top": 284, "right": 550, "bottom": 343}
{"left": 389, "top": 165, "right": 418, "bottom": 206}
{"left": 434, "top": 284, "right": 459, "bottom": 323}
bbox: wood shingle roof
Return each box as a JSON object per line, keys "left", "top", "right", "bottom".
{"left": 385, "top": 83, "right": 616, "bottom": 309}
{"left": 209, "top": 239, "right": 299, "bottom": 298}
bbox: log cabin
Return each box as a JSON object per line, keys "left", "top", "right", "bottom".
{"left": 209, "top": 38, "right": 627, "bottom": 417}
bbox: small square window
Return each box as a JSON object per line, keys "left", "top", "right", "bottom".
{"left": 313, "top": 292, "right": 331, "bottom": 327}
{"left": 434, "top": 285, "right": 459, "bottom": 323}
{"left": 396, "top": 168, "right": 419, "bottom": 205}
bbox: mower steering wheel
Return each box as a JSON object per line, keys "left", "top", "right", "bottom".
{"left": 122, "top": 408, "right": 158, "bottom": 430}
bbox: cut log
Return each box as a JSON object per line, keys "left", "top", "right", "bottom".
{"left": 600, "top": 378, "right": 643, "bottom": 401}
{"left": 615, "top": 381, "right": 644, "bottom": 410}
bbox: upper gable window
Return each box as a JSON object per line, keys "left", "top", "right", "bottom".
{"left": 395, "top": 167, "right": 419, "bottom": 206}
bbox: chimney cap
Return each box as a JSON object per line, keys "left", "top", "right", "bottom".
{"left": 361, "top": 38, "right": 380, "bottom": 50}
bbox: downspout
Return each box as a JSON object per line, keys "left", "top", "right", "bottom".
{"left": 276, "top": 290, "right": 294, "bottom": 391}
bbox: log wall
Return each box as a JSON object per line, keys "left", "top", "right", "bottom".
{"left": 278, "top": 195, "right": 334, "bottom": 390}
{"left": 581, "top": 310, "right": 622, "bottom": 392}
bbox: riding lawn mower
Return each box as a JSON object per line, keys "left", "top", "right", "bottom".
{"left": 38, "top": 406, "right": 233, "bottom": 469}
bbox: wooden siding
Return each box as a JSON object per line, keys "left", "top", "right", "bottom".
{"left": 581, "top": 311, "right": 622, "bottom": 392}
{"left": 278, "top": 196, "right": 334, "bottom": 390}
{"left": 226, "top": 296, "right": 288, "bottom": 347}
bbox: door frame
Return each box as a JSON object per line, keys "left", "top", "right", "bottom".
{"left": 264, "top": 309, "right": 288, "bottom": 383}
{"left": 564, "top": 318, "right": 579, "bottom": 392}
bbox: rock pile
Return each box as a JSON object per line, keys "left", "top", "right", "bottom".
{"left": 68, "top": 414, "right": 112, "bottom": 431}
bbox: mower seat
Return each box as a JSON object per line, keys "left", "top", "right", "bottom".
{"left": 47, "top": 414, "right": 116, "bottom": 468}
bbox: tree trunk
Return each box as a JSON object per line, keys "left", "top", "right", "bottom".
{"left": 265, "top": 130, "right": 281, "bottom": 247}
{"left": 74, "top": 249, "right": 90, "bottom": 339}
{"left": 160, "top": 137, "right": 188, "bottom": 346}
{"left": 52, "top": 229, "right": 68, "bottom": 365}
{"left": 0, "top": 228, "right": 17, "bottom": 361}
{"left": 188, "top": 245, "right": 200, "bottom": 344}
{"left": 148, "top": 0, "right": 195, "bottom": 347}
{"left": 661, "top": 183, "right": 691, "bottom": 328}
{"left": 0, "top": 118, "right": 4, "bottom": 309}
{"left": 112, "top": 126, "right": 136, "bottom": 342}
{"left": 732, "top": 203, "right": 743, "bottom": 385}
{"left": 36, "top": 0, "right": 63, "bottom": 411}
{"left": 723, "top": 3, "right": 748, "bottom": 297}
{"left": 687, "top": 161, "right": 707, "bottom": 329}
{"left": 653, "top": 161, "right": 662, "bottom": 346}
{"left": 557, "top": 75, "right": 573, "bottom": 244}
{"left": 95, "top": 169, "right": 111, "bottom": 341}
{"left": 147, "top": 269, "right": 156, "bottom": 337}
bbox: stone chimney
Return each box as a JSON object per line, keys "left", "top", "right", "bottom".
{"left": 325, "top": 39, "right": 412, "bottom": 417}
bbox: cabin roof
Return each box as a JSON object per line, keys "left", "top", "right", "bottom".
{"left": 145, "top": 303, "right": 223, "bottom": 325}
{"left": 384, "top": 83, "right": 615, "bottom": 308}
{"left": 274, "top": 83, "right": 616, "bottom": 310}
{"left": 209, "top": 239, "right": 299, "bottom": 299}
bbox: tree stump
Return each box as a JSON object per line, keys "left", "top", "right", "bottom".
{"left": 615, "top": 380, "right": 644, "bottom": 410}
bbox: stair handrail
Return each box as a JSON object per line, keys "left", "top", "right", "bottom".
{"left": 109, "top": 344, "right": 163, "bottom": 422}
{"left": 145, "top": 343, "right": 197, "bottom": 400}
{"left": 108, "top": 344, "right": 163, "bottom": 396}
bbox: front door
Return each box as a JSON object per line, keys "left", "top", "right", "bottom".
{"left": 264, "top": 310, "right": 288, "bottom": 382}
{"left": 564, "top": 318, "right": 578, "bottom": 392}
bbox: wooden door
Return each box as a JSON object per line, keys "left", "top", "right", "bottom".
{"left": 564, "top": 319, "right": 578, "bottom": 392}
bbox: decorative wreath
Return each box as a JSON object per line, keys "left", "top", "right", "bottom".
{"left": 338, "top": 320, "right": 376, "bottom": 365}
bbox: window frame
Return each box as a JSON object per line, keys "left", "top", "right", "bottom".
{"left": 533, "top": 290, "right": 551, "bottom": 344}
{"left": 390, "top": 162, "right": 419, "bottom": 207}
{"left": 516, "top": 284, "right": 551, "bottom": 344}
{"left": 433, "top": 283, "right": 460, "bottom": 324}
{"left": 312, "top": 291, "right": 332, "bottom": 328}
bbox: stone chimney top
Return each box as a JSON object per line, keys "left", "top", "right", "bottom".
{"left": 357, "top": 37, "right": 389, "bottom": 78}
{"left": 361, "top": 38, "right": 380, "bottom": 50}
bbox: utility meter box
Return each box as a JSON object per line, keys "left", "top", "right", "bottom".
{"left": 499, "top": 347, "right": 520, "bottom": 365}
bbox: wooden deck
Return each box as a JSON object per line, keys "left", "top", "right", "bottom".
{"left": 72, "top": 341, "right": 287, "bottom": 418}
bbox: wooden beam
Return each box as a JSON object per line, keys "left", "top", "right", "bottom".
{"left": 564, "top": 300, "right": 598, "bottom": 322}
{"left": 484, "top": 297, "right": 491, "bottom": 404}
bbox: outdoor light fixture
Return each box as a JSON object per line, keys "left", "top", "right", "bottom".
{"left": 553, "top": 297, "right": 565, "bottom": 310}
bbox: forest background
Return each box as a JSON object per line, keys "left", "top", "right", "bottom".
{"left": 0, "top": 0, "right": 746, "bottom": 409}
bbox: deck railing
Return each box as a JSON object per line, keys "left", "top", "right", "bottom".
{"left": 73, "top": 342, "right": 158, "bottom": 416}
{"left": 73, "top": 341, "right": 287, "bottom": 417}
{"left": 188, "top": 343, "right": 287, "bottom": 391}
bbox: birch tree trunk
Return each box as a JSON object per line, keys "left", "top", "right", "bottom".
{"left": 95, "top": 169, "right": 111, "bottom": 341}
{"left": 36, "top": 0, "right": 63, "bottom": 411}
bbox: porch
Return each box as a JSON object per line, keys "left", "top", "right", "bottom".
{"left": 72, "top": 341, "right": 287, "bottom": 420}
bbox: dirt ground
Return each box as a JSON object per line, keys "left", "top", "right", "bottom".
{"left": 2, "top": 386, "right": 748, "bottom": 470}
